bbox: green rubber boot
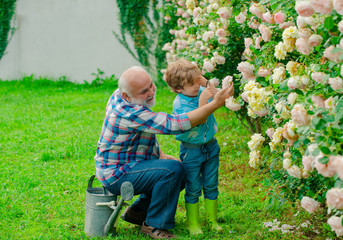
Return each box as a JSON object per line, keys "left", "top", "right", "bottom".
{"left": 185, "top": 202, "right": 203, "bottom": 235}
{"left": 205, "top": 199, "right": 223, "bottom": 232}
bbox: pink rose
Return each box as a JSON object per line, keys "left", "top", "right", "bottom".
{"left": 311, "top": 72, "right": 328, "bottom": 84}
{"left": 311, "top": 95, "right": 326, "bottom": 108}
{"left": 217, "top": 7, "right": 232, "bottom": 19}
{"left": 241, "top": 92, "right": 249, "bottom": 102}
{"left": 298, "top": 28, "right": 313, "bottom": 39}
{"left": 216, "top": 29, "right": 226, "bottom": 37}
{"left": 210, "top": 78, "right": 220, "bottom": 87}
{"left": 249, "top": 3, "right": 265, "bottom": 19}
{"left": 177, "top": 0, "right": 184, "bottom": 6}
{"left": 310, "top": 0, "right": 333, "bottom": 14}
{"left": 314, "top": 154, "right": 336, "bottom": 177}
{"left": 308, "top": 34, "right": 323, "bottom": 47}
{"left": 274, "top": 11, "right": 286, "bottom": 24}
{"left": 288, "top": 76, "right": 302, "bottom": 90}
{"left": 176, "top": 8, "right": 185, "bottom": 16}
{"left": 327, "top": 188, "right": 343, "bottom": 209}
{"left": 266, "top": 128, "right": 275, "bottom": 139}
{"left": 296, "top": 38, "right": 313, "bottom": 55}
{"left": 218, "top": 37, "right": 227, "bottom": 45}
{"left": 328, "top": 216, "right": 343, "bottom": 237}
{"left": 301, "top": 196, "right": 320, "bottom": 214}
{"left": 279, "top": 21, "right": 296, "bottom": 29}
{"left": 282, "top": 122, "right": 298, "bottom": 146}
{"left": 297, "top": 16, "right": 307, "bottom": 28}
{"left": 235, "top": 12, "right": 246, "bottom": 23}
{"left": 334, "top": 0, "right": 343, "bottom": 15}
{"left": 255, "top": 36, "right": 262, "bottom": 49}
{"left": 202, "top": 31, "right": 214, "bottom": 42}
{"left": 262, "top": 11, "right": 274, "bottom": 24}
{"left": 291, "top": 104, "right": 310, "bottom": 126}
{"left": 203, "top": 60, "right": 215, "bottom": 73}
{"left": 339, "top": 20, "right": 343, "bottom": 33}
{"left": 182, "top": 11, "right": 191, "bottom": 18}
{"left": 258, "top": 67, "right": 272, "bottom": 77}
{"left": 193, "top": 7, "right": 201, "bottom": 18}
{"left": 253, "top": 108, "right": 269, "bottom": 117}
{"left": 323, "top": 45, "right": 343, "bottom": 63}
{"left": 325, "top": 96, "right": 335, "bottom": 108}
{"left": 331, "top": 155, "right": 343, "bottom": 180}
{"left": 248, "top": 17, "right": 261, "bottom": 29}
{"left": 222, "top": 75, "right": 233, "bottom": 88}
{"left": 329, "top": 77, "right": 343, "bottom": 91}
{"left": 296, "top": 0, "right": 315, "bottom": 17}
{"left": 302, "top": 155, "right": 314, "bottom": 171}
{"left": 287, "top": 165, "right": 302, "bottom": 178}
{"left": 225, "top": 97, "right": 241, "bottom": 111}
{"left": 259, "top": 24, "right": 272, "bottom": 42}
{"left": 237, "top": 62, "right": 255, "bottom": 80}
{"left": 244, "top": 38, "right": 253, "bottom": 48}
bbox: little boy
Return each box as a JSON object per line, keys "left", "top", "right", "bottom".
{"left": 165, "top": 59, "right": 223, "bottom": 234}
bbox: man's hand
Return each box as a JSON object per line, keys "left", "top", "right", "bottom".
{"left": 159, "top": 151, "right": 181, "bottom": 162}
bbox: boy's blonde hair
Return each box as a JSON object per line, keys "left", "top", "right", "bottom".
{"left": 165, "top": 59, "right": 202, "bottom": 92}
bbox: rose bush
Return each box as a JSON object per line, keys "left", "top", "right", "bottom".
{"left": 161, "top": 0, "right": 343, "bottom": 236}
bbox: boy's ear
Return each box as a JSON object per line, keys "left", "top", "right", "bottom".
{"left": 174, "top": 88, "right": 182, "bottom": 93}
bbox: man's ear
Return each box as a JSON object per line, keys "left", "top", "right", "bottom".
{"left": 122, "top": 92, "right": 131, "bottom": 102}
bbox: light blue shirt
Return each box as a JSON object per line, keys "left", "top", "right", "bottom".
{"left": 173, "top": 86, "right": 218, "bottom": 144}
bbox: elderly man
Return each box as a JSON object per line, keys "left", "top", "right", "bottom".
{"left": 94, "top": 66, "right": 233, "bottom": 239}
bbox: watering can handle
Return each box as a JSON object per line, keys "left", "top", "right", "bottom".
{"left": 103, "top": 181, "right": 134, "bottom": 235}
{"left": 87, "top": 175, "right": 109, "bottom": 196}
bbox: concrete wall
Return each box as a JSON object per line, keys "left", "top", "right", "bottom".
{"left": 0, "top": 0, "right": 140, "bottom": 83}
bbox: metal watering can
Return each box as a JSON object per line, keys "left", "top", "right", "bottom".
{"left": 84, "top": 175, "right": 134, "bottom": 237}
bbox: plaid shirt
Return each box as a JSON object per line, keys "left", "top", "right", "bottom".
{"left": 95, "top": 89, "right": 191, "bottom": 187}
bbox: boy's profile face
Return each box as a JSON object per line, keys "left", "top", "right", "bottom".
{"left": 176, "top": 76, "right": 206, "bottom": 98}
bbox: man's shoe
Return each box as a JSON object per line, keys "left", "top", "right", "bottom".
{"left": 121, "top": 206, "right": 147, "bottom": 226}
{"left": 141, "top": 221, "right": 177, "bottom": 239}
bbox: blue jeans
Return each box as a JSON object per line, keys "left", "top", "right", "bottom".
{"left": 179, "top": 138, "right": 220, "bottom": 204}
{"left": 105, "top": 159, "right": 184, "bottom": 229}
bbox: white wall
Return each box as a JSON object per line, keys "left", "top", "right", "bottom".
{"left": 0, "top": 0, "right": 140, "bottom": 83}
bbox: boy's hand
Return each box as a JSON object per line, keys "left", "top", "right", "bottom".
{"left": 213, "top": 83, "right": 234, "bottom": 106}
{"left": 199, "top": 87, "right": 213, "bottom": 107}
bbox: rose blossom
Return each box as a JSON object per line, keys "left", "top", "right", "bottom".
{"left": 262, "top": 11, "right": 274, "bottom": 24}
{"left": 193, "top": 7, "right": 201, "bottom": 18}
{"left": 327, "top": 188, "right": 343, "bottom": 209}
{"left": 249, "top": 3, "right": 265, "bottom": 19}
{"left": 310, "top": 0, "right": 333, "bottom": 14}
{"left": 280, "top": 21, "right": 296, "bottom": 29}
{"left": 248, "top": 133, "right": 265, "bottom": 151}
{"left": 176, "top": 8, "right": 185, "bottom": 16}
{"left": 329, "top": 77, "right": 343, "bottom": 91}
{"left": 296, "top": 0, "right": 315, "bottom": 17}
{"left": 249, "top": 150, "right": 261, "bottom": 168}
{"left": 241, "top": 92, "right": 249, "bottom": 102}
{"left": 225, "top": 97, "right": 241, "bottom": 111}
{"left": 237, "top": 62, "right": 255, "bottom": 80}
{"left": 274, "top": 42, "right": 287, "bottom": 60}
{"left": 216, "top": 29, "right": 226, "bottom": 37}
{"left": 286, "top": 61, "right": 300, "bottom": 76}
{"left": 301, "top": 75, "right": 310, "bottom": 87}
{"left": 284, "top": 151, "right": 291, "bottom": 159}
{"left": 222, "top": 75, "right": 233, "bottom": 88}
{"left": 217, "top": 7, "right": 231, "bottom": 19}
{"left": 255, "top": 36, "right": 262, "bottom": 49}
{"left": 311, "top": 95, "right": 326, "bottom": 108}
{"left": 258, "top": 67, "right": 272, "bottom": 77}
{"left": 202, "top": 31, "right": 214, "bottom": 42}
{"left": 248, "top": 17, "right": 261, "bottom": 29}
{"left": 282, "top": 120, "right": 298, "bottom": 145}
{"left": 210, "top": 77, "right": 220, "bottom": 87}
{"left": 235, "top": 12, "right": 246, "bottom": 23}
{"left": 331, "top": 155, "right": 343, "bottom": 180}
{"left": 288, "top": 92, "right": 298, "bottom": 105}
{"left": 302, "top": 155, "right": 314, "bottom": 171}
{"left": 259, "top": 24, "right": 272, "bottom": 42}
{"left": 308, "top": 34, "right": 323, "bottom": 47}
{"left": 339, "top": 20, "right": 343, "bottom": 33}
{"left": 266, "top": 128, "right": 275, "bottom": 139}
{"left": 218, "top": 37, "right": 227, "bottom": 45}
{"left": 324, "top": 45, "right": 343, "bottom": 63}
{"left": 296, "top": 38, "right": 313, "bottom": 55}
{"left": 314, "top": 154, "right": 336, "bottom": 177}
{"left": 301, "top": 196, "right": 320, "bottom": 214}
{"left": 272, "top": 66, "right": 286, "bottom": 84}
{"left": 291, "top": 104, "right": 310, "bottom": 126}
{"left": 274, "top": 11, "right": 286, "bottom": 24}
{"left": 283, "top": 158, "right": 292, "bottom": 170}
{"left": 297, "top": 16, "right": 307, "bottom": 28}
{"left": 287, "top": 165, "right": 302, "bottom": 178}
{"left": 328, "top": 216, "right": 343, "bottom": 237}
{"left": 203, "top": 60, "right": 215, "bottom": 73}
{"left": 253, "top": 108, "right": 269, "bottom": 117}
{"left": 334, "top": 0, "right": 343, "bottom": 15}
{"left": 311, "top": 72, "right": 328, "bottom": 83}
{"left": 288, "top": 76, "right": 302, "bottom": 89}
{"left": 182, "top": 11, "right": 191, "bottom": 18}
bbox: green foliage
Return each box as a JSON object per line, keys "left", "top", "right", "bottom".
{"left": 0, "top": 78, "right": 334, "bottom": 239}
{"left": 113, "top": 0, "right": 174, "bottom": 81}
{"left": 0, "top": 0, "right": 16, "bottom": 61}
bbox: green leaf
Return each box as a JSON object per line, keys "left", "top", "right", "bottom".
{"left": 312, "top": 117, "right": 327, "bottom": 130}
{"left": 319, "top": 156, "right": 329, "bottom": 164}
{"left": 322, "top": 114, "right": 335, "bottom": 122}
{"left": 324, "top": 17, "right": 334, "bottom": 30}
{"left": 320, "top": 146, "right": 331, "bottom": 155}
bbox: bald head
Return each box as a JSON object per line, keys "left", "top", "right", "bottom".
{"left": 118, "top": 66, "right": 157, "bottom": 108}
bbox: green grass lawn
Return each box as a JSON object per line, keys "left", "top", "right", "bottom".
{"left": 0, "top": 78, "right": 335, "bottom": 239}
